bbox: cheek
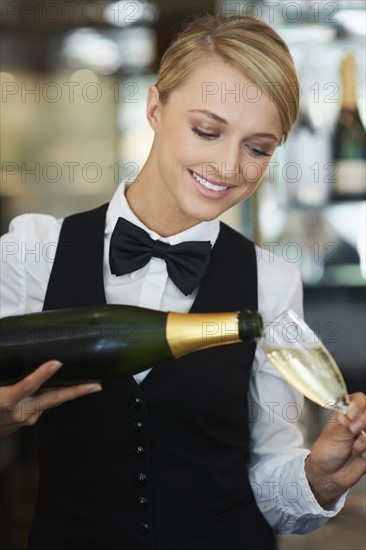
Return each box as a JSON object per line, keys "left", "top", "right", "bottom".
{"left": 241, "top": 159, "right": 268, "bottom": 184}
{"left": 161, "top": 126, "right": 195, "bottom": 161}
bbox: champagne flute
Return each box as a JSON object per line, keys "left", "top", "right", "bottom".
{"left": 258, "top": 309, "right": 365, "bottom": 434}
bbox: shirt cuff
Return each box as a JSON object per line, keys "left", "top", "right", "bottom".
{"left": 276, "top": 450, "right": 347, "bottom": 531}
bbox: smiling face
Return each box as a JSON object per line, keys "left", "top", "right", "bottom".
{"left": 127, "top": 58, "right": 283, "bottom": 236}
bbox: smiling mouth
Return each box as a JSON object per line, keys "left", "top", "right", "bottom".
{"left": 191, "top": 171, "right": 229, "bottom": 191}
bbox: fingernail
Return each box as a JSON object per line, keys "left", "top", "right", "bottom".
{"left": 48, "top": 361, "right": 63, "bottom": 373}
{"left": 85, "top": 384, "right": 102, "bottom": 393}
{"left": 362, "top": 452, "right": 366, "bottom": 459}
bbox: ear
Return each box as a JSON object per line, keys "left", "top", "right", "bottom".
{"left": 146, "top": 85, "right": 160, "bottom": 132}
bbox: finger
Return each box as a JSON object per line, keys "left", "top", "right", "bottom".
{"left": 23, "top": 412, "right": 43, "bottom": 427}
{"left": 352, "top": 432, "right": 366, "bottom": 456}
{"left": 5, "top": 361, "right": 63, "bottom": 403}
{"left": 34, "top": 386, "right": 67, "bottom": 397}
{"left": 337, "top": 411, "right": 366, "bottom": 440}
{"left": 32, "top": 383, "right": 103, "bottom": 413}
{"left": 347, "top": 393, "right": 366, "bottom": 421}
{"left": 347, "top": 409, "right": 366, "bottom": 436}
{"left": 340, "top": 413, "right": 366, "bottom": 432}
{"left": 12, "top": 400, "right": 43, "bottom": 427}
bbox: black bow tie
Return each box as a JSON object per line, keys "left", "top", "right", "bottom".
{"left": 109, "top": 218, "right": 212, "bottom": 296}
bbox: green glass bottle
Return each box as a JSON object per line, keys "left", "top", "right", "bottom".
{"left": 333, "top": 53, "right": 366, "bottom": 198}
{"left": 0, "top": 305, "right": 263, "bottom": 386}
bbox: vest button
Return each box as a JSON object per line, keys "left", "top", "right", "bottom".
{"left": 129, "top": 397, "right": 143, "bottom": 409}
{"left": 130, "top": 421, "right": 144, "bottom": 433}
{"left": 135, "top": 473, "right": 148, "bottom": 486}
{"left": 133, "top": 446, "right": 146, "bottom": 459}
{"left": 136, "top": 497, "right": 149, "bottom": 510}
{"left": 138, "top": 522, "right": 150, "bottom": 534}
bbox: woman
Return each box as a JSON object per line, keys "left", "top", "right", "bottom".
{"left": 1, "top": 14, "right": 365, "bottom": 550}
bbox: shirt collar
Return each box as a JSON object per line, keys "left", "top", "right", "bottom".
{"left": 106, "top": 178, "right": 220, "bottom": 247}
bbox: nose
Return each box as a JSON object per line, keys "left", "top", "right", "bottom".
{"left": 200, "top": 144, "right": 242, "bottom": 185}
{"left": 219, "top": 141, "right": 242, "bottom": 184}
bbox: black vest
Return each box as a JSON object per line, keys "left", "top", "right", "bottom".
{"left": 27, "top": 204, "right": 276, "bottom": 550}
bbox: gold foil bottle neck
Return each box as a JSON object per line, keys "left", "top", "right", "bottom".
{"left": 166, "top": 311, "right": 241, "bottom": 358}
{"left": 340, "top": 53, "right": 358, "bottom": 109}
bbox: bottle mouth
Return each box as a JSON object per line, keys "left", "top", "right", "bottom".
{"left": 238, "top": 310, "right": 263, "bottom": 341}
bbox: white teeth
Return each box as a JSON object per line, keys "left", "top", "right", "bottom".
{"left": 192, "top": 171, "right": 228, "bottom": 191}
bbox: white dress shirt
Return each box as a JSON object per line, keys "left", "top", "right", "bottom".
{"left": 0, "top": 179, "right": 346, "bottom": 534}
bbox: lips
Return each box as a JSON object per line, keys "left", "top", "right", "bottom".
{"left": 188, "top": 169, "right": 235, "bottom": 200}
{"left": 191, "top": 171, "right": 228, "bottom": 191}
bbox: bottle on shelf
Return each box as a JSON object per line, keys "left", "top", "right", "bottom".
{"left": 332, "top": 52, "right": 366, "bottom": 199}
{"left": 0, "top": 304, "right": 263, "bottom": 386}
{"left": 285, "top": 109, "right": 332, "bottom": 207}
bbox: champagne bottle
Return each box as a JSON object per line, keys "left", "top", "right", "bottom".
{"left": 333, "top": 53, "right": 366, "bottom": 198}
{"left": 0, "top": 305, "right": 263, "bottom": 386}
{"left": 286, "top": 110, "right": 332, "bottom": 206}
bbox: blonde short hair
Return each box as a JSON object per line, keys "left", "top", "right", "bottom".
{"left": 156, "top": 15, "right": 300, "bottom": 143}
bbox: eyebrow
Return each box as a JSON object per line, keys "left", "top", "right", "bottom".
{"left": 188, "top": 109, "right": 228, "bottom": 124}
{"left": 188, "top": 109, "right": 280, "bottom": 143}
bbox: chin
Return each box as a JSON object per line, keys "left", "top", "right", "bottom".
{"left": 184, "top": 204, "right": 224, "bottom": 224}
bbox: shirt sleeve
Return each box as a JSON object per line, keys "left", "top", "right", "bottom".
{"left": 0, "top": 214, "right": 62, "bottom": 318}
{"left": 248, "top": 249, "right": 347, "bottom": 534}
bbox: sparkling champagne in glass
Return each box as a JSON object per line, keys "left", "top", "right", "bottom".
{"left": 258, "top": 309, "right": 350, "bottom": 414}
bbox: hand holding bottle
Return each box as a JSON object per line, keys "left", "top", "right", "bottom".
{"left": 0, "top": 360, "right": 102, "bottom": 438}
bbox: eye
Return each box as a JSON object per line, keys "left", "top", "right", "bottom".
{"left": 191, "top": 126, "right": 219, "bottom": 140}
{"left": 247, "top": 146, "right": 271, "bottom": 158}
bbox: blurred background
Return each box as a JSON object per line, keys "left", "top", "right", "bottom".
{"left": 0, "top": 1, "right": 365, "bottom": 549}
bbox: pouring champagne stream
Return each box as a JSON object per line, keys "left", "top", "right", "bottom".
{"left": 258, "top": 309, "right": 366, "bottom": 437}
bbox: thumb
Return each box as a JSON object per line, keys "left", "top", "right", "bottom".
{"left": 318, "top": 410, "right": 355, "bottom": 450}
{"left": 332, "top": 412, "right": 359, "bottom": 444}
